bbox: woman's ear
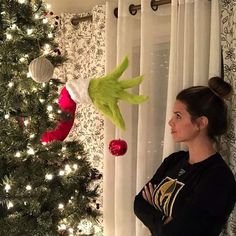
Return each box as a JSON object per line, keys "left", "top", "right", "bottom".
{"left": 196, "top": 116, "right": 209, "bottom": 130}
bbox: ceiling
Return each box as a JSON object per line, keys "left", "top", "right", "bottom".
{"left": 45, "top": 0, "right": 106, "bottom": 15}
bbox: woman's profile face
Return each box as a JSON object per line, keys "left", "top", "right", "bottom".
{"left": 168, "top": 100, "right": 200, "bottom": 143}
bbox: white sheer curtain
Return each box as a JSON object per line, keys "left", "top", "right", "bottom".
{"left": 104, "top": 0, "right": 220, "bottom": 236}
{"left": 163, "top": 0, "right": 221, "bottom": 156}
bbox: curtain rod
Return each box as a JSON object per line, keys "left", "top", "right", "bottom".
{"left": 71, "top": 0, "right": 211, "bottom": 25}
{"left": 114, "top": 0, "right": 171, "bottom": 17}
{"left": 71, "top": 15, "right": 92, "bottom": 26}
{"left": 71, "top": 0, "right": 171, "bottom": 25}
{"left": 122, "top": 0, "right": 210, "bottom": 16}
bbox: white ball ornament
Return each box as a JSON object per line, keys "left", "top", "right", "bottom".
{"left": 29, "top": 57, "right": 54, "bottom": 83}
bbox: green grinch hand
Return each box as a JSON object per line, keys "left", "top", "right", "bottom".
{"left": 88, "top": 57, "right": 148, "bottom": 130}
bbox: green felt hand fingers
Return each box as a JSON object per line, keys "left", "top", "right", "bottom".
{"left": 118, "top": 90, "right": 148, "bottom": 104}
{"left": 88, "top": 57, "right": 148, "bottom": 130}
{"left": 109, "top": 101, "right": 125, "bottom": 130}
{"left": 106, "top": 56, "right": 129, "bottom": 81}
{"left": 93, "top": 100, "right": 125, "bottom": 130}
{"left": 119, "top": 75, "right": 144, "bottom": 89}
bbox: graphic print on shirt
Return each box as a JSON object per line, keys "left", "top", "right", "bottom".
{"left": 152, "top": 177, "right": 184, "bottom": 217}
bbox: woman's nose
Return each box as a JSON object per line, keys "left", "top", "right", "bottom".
{"left": 168, "top": 118, "right": 173, "bottom": 127}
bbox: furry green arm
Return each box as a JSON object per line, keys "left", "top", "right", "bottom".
{"left": 88, "top": 57, "right": 148, "bottom": 130}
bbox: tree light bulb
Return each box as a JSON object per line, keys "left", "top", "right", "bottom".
{"left": 34, "top": 14, "right": 39, "bottom": 19}
{"left": 44, "top": 44, "right": 50, "bottom": 49}
{"left": 15, "top": 151, "right": 21, "bottom": 157}
{"left": 47, "top": 105, "right": 53, "bottom": 111}
{"left": 18, "top": 0, "right": 26, "bottom": 3}
{"left": 43, "top": 18, "right": 48, "bottom": 24}
{"left": 7, "top": 201, "right": 14, "bottom": 209}
{"left": 19, "top": 57, "right": 26, "bottom": 63}
{"left": 4, "top": 114, "right": 10, "bottom": 119}
{"left": 58, "top": 203, "right": 64, "bottom": 209}
{"left": 73, "top": 164, "right": 78, "bottom": 170}
{"left": 59, "top": 170, "right": 65, "bottom": 176}
{"left": 43, "top": 44, "right": 51, "bottom": 55}
{"left": 27, "top": 72, "right": 32, "bottom": 78}
{"left": 39, "top": 98, "right": 45, "bottom": 103}
{"left": 27, "top": 148, "right": 35, "bottom": 155}
{"left": 49, "top": 114, "right": 54, "bottom": 119}
{"left": 45, "top": 173, "right": 53, "bottom": 180}
{"left": 24, "top": 120, "right": 29, "bottom": 126}
{"left": 30, "top": 134, "right": 35, "bottom": 139}
{"left": 11, "top": 24, "right": 17, "bottom": 29}
{"left": 4, "top": 184, "right": 11, "bottom": 192}
{"left": 8, "top": 82, "right": 14, "bottom": 87}
{"left": 65, "top": 165, "right": 72, "bottom": 174}
{"left": 6, "top": 34, "right": 12, "bottom": 40}
{"left": 26, "top": 185, "right": 32, "bottom": 191}
{"left": 27, "top": 28, "right": 33, "bottom": 35}
{"left": 48, "top": 33, "right": 53, "bottom": 38}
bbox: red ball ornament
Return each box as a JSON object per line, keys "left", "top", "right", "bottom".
{"left": 109, "top": 139, "right": 127, "bottom": 156}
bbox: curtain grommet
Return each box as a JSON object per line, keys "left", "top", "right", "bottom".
{"left": 150, "top": 0, "right": 159, "bottom": 11}
{"left": 114, "top": 7, "right": 118, "bottom": 18}
{"left": 129, "top": 4, "right": 138, "bottom": 16}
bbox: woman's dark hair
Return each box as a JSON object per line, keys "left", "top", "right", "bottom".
{"left": 176, "top": 77, "right": 232, "bottom": 140}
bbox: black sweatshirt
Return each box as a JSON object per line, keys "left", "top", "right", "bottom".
{"left": 134, "top": 151, "right": 236, "bottom": 236}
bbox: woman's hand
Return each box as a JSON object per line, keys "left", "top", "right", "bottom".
{"left": 164, "top": 216, "right": 173, "bottom": 225}
{"left": 142, "top": 182, "right": 156, "bottom": 205}
{"left": 142, "top": 182, "right": 174, "bottom": 224}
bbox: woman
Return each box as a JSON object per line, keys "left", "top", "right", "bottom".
{"left": 134, "top": 77, "right": 236, "bottom": 236}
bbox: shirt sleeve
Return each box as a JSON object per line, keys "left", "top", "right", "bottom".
{"left": 134, "top": 153, "right": 177, "bottom": 235}
{"left": 134, "top": 194, "right": 163, "bottom": 235}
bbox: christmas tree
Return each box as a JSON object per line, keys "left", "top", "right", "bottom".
{"left": 0, "top": 0, "right": 101, "bottom": 235}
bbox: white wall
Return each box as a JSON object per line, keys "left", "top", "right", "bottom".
{"left": 45, "top": 0, "right": 106, "bottom": 14}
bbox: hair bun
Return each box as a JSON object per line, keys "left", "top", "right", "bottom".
{"left": 208, "top": 77, "right": 232, "bottom": 99}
